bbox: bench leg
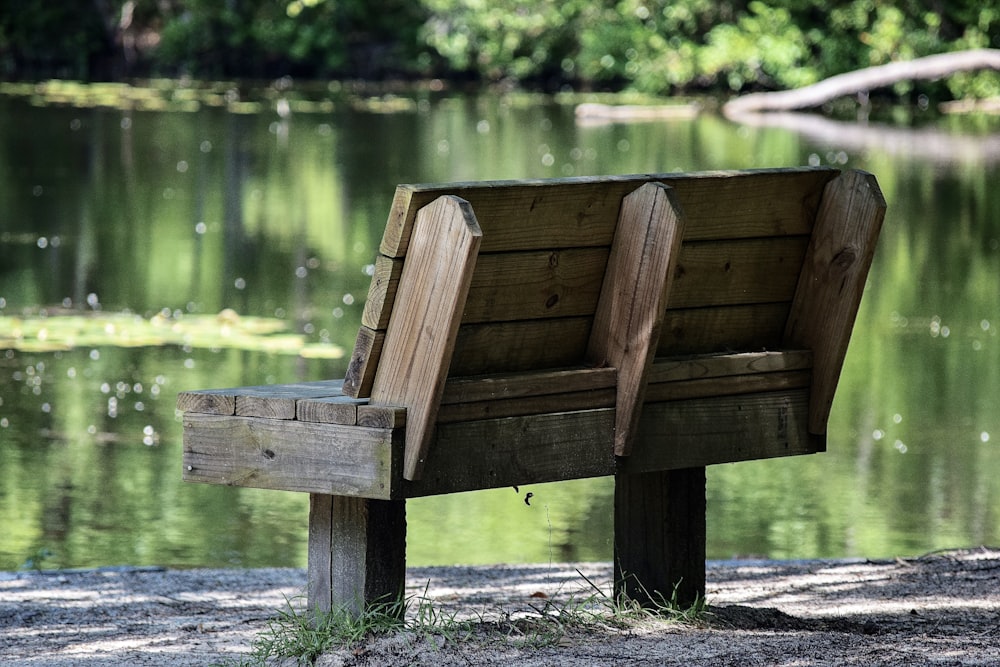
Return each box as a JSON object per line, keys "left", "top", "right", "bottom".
{"left": 614, "top": 467, "right": 706, "bottom": 609}
{"left": 307, "top": 493, "right": 406, "bottom": 619}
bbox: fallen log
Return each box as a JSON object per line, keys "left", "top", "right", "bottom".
{"left": 723, "top": 49, "right": 1000, "bottom": 117}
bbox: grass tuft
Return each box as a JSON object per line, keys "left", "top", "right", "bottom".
{"left": 223, "top": 572, "right": 708, "bottom": 665}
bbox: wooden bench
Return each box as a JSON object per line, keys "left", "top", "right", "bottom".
{"left": 178, "top": 167, "right": 885, "bottom": 616}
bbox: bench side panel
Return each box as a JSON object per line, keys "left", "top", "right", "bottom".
{"left": 368, "top": 195, "right": 482, "bottom": 481}
{"left": 783, "top": 169, "right": 886, "bottom": 434}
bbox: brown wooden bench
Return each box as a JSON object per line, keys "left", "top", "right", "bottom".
{"left": 178, "top": 167, "right": 885, "bottom": 616}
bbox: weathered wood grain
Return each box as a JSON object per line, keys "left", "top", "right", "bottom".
{"left": 406, "top": 409, "right": 616, "bottom": 496}
{"left": 361, "top": 255, "right": 403, "bottom": 330}
{"left": 659, "top": 302, "right": 792, "bottom": 355}
{"left": 369, "top": 195, "right": 483, "bottom": 481}
{"left": 461, "top": 247, "right": 609, "bottom": 323}
{"left": 297, "top": 393, "right": 367, "bottom": 425}
{"left": 364, "top": 249, "right": 610, "bottom": 329}
{"left": 449, "top": 317, "right": 593, "bottom": 376}
{"left": 615, "top": 467, "right": 705, "bottom": 609}
{"left": 623, "top": 389, "right": 822, "bottom": 473}
{"left": 184, "top": 388, "right": 818, "bottom": 501}
{"left": 648, "top": 350, "right": 812, "bottom": 383}
{"left": 587, "top": 182, "right": 686, "bottom": 456}
{"left": 441, "top": 366, "right": 617, "bottom": 404}
{"left": 783, "top": 169, "right": 886, "bottom": 434}
{"left": 407, "top": 389, "right": 818, "bottom": 496}
{"left": 381, "top": 168, "right": 836, "bottom": 256}
{"left": 436, "top": 387, "right": 616, "bottom": 423}
{"left": 645, "top": 369, "right": 811, "bottom": 402}
{"left": 232, "top": 381, "right": 346, "bottom": 419}
{"left": 182, "top": 413, "right": 399, "bottom": 499}
{"left": 176, "top": 390, "right": 235, "bottom": 416}
{"left": 357, "top": 405, "right": 407, "bottom": 429}
{"left": 343, "top": 326, "right": 385, "bottom": 399}
{"left": 178, "top": 381, "right": 344, "bottom": 418}
{"left": 307, "top": 493, "right": 406, "bottom": 618}
{"left": 669, "top": 237, "right": 809, "bottom": 308}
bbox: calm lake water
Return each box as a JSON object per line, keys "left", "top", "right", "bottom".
{"left": 2, "top": 84, "right": 999, "bottom": 571}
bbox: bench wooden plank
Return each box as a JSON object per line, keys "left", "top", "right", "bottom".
{"left": 587, "top": 182, "right": 686, "bottom": 456}
{"left": 449, "top": 307, "right": 806, "bottom": 376}
{"left": 670, "top": 237, "right": 809, "bottom": 308}
{"left": 437, "top": 350, "right": 810, "bottom": 422}
{"left": 361, "top": 255, "right": 403, "bottom": 330}
{"left": 648, "top": 349, "right": 812, "bottom": 383}
{"left": 235, "top": 382, "right": 347, "bottom": 419}
{"left": 645, "top": 369, "right": 811, "bottom": 402}
{"left": 407, "top": 388, "right": 815, "bottom": 496}
{"left": 407, "top": 408, "right": 617, "bottom": 496}
{"left": 182, "top": 387, "right": 816, "bottom": 500}
{"left": 297, "top": 394, "right": 368, "bottom": 425}
{"left": 783, "top": 170, "right": 886, "bottom": 434}
{"left": 462, "top": 248, "right": 609, "bottom": 323}
{"left": 357, "top": 405, "right": 407, "bottom": 429}
{"left": 381, "top": 168, "right": 837, "bottom": 256}
{"left": 182, "top": 413, "right": 399, "bottom": 499}
{"left": 363, "top": 249, "right": 609, "bottom": 330}
{"left": 368, "top": 195, "right": 483, "bottom": 481}
{"left": 177, "top": 381, "right": 345, "bottom": 418}
{"left": 438, "top": 367, "right": 811, "bottom": 424}
{"left": 343, "top": 327, "right": 384, "bottom": 398}
{"left": 441, "top": 366, "right": 616, "bottom": 403}
{"left": 660, "top": 303, "right": 792, "bottom": 354}
{"left": 436, "top": 387, "right": 616, "bottom": 424}
{"left": 449, "top": 317, "right": 593, "bottom": 376}
{"left": 624, "top": 389, "right": 821, "bottom": 472}
{"left": 176, "top": 390, "right": 235, "bottom": 416}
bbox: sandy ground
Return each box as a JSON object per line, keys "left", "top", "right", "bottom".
{"left": 2, "top": 548, "right": 999, "bottom": 666}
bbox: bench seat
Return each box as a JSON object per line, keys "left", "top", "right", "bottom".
{"left": 180, "top": 348, "right": 815, "bottom": 498}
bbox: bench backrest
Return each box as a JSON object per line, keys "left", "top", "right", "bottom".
{"left": 342, "top": 168, "right": 886, "bottom": 483}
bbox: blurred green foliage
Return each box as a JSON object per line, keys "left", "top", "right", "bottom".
{"left": 1, "top": 1, "right": 998, "bottom": 99}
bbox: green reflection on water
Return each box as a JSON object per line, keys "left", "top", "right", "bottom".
{"left": 1, "top": 90, "right": 999, "bottom": 571}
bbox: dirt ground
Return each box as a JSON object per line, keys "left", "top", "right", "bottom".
{"left": 2, "top": 548, "right": 999, "bottom": 666}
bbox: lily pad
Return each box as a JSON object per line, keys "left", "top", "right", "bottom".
{"left": 0, "top": 310, "right": 344, "bottom": 359}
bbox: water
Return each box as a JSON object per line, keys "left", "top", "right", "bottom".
{"left": 2, "top": 86, "right": 999, "bottom": 571}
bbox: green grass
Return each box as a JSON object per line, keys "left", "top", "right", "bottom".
{"left": 223, "top": 573, "right": 708, "bottom": 666}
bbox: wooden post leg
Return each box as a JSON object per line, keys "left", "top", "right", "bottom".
{"left": 614, "top": 467, "right": 706, "bottom": 609}
{"left": 307, "top": 493, "right": 406, "bottom": 619}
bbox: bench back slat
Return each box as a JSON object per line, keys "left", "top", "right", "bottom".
{"left": 449, "top": 317, "right": 592, "bottom": 376}
{"left": 381, "top": 168, "right": 835, "bottom": 256}
{"left": 670, "top": 237, "right": 809, "bottom": 309}
{"left": 660, "top": 303, "right": 792, "bottom": 355}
